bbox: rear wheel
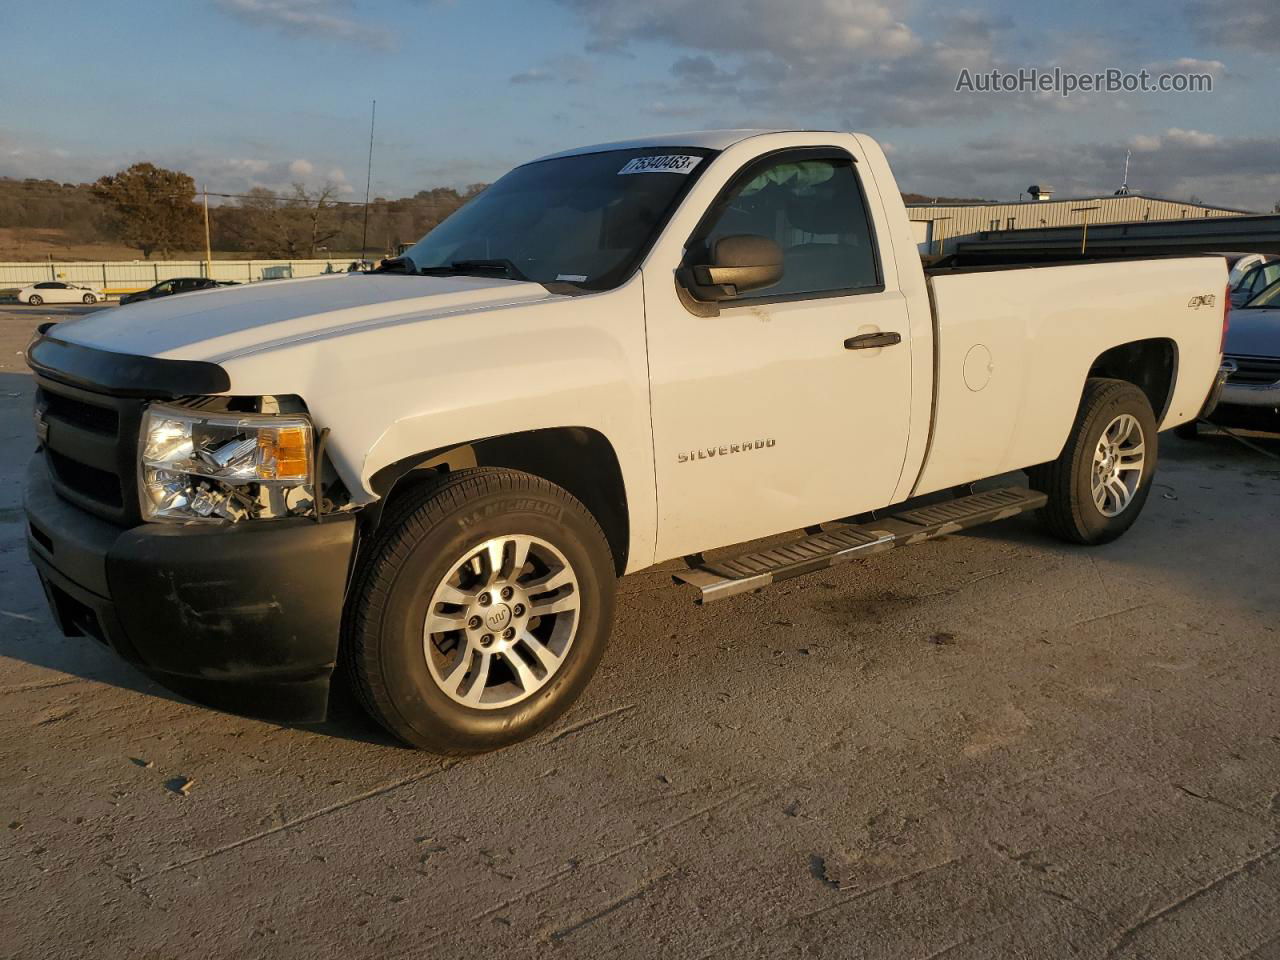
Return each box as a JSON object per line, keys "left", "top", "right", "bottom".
{"left": 343, "top": 468, "right": 616, "bottom": 754}
{"left": 27, "top": 295, "right": 42, "bottom": 306}
{"left": 1029, "top": 378, "right": 1157, "bottom": 545}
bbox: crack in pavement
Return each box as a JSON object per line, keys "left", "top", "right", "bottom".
{"left": 130, "top": 761, "right": 458, "bottom": 885}
{"left": 408, "top": 782, "right": 759, "bottom": 954}
{"left": 1107, "top": 840, "right": 1280, "bottom": 957}
{"left": 0, "top": 677, "right": 86, "bottom": 694}
{"left": 542, "top": 703, "right": 636, "bottom": 744}
{"left": 698, "top": 857, "right": 963, "bottom": 959}
{"left": 543, "top": 869, "right": 678, "bottom": 942}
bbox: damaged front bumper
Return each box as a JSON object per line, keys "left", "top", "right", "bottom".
{"left": 25, "top": 455, "right": 357, "bottom": 723}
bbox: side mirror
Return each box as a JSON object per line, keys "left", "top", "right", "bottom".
{"left": 681, "top": 234, "right": 784, "bottom": 302}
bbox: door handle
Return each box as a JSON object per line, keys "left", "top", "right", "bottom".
{"left": 844, "top": 331, "right": 902, "bottom": 350}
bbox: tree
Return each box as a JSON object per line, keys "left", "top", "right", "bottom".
{"left": 91, "top": 163, "right": 202, "bottom": 258}
{"left": 291, "top": 182, "right": 347, "bottom": 259}
{"left": 227, "top": 183, "right": 349, "bottom": 259}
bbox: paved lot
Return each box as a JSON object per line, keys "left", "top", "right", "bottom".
{"left": 2, "top": 303, "right": 1279, "bottom": 959}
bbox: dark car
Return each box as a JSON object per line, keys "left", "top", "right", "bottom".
{"left": 119, "top": 277, "right": 237, "bottom": 306}
{"left": 1182, "top": 277, "right": 1280, "bottom": 438}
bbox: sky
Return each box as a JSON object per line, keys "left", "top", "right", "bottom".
{"left": 2, "top": 0, "right": 1277, "bottom": 209}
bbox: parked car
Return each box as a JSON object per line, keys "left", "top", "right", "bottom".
{"left": 1227, "top": 253, "right": 1276, "bottom": 287}
{"left": 17, "top": 282, "right": 103, "bottom": 305}
{"left": 119, "top": 277, "right": 237, "bottom": 305}
{"left": 1205, "top": 277, "right": 1280, "bottom": 433}
{"left": 1229, "top": 256, "right": 1280, "bottom": 307}
{"left": 25, "top": 129, "right": 1227, "bottom": 754}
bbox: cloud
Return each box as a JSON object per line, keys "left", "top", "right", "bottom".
{"left": 1144, "top": 57, "right": 1226, "bottom": 77}
{"left": 507, "top": 55, "right": 594, "bottom": 86}
{"left": 0, "top": 129, "right": 358, "bottom": 199}
{"left": 211, "top": 0, "right": 394, "bottom": 50}
{"left": 1186, "top": 0, "right": 1280, "bottom": 51}
{"left": 509, "top": 68, "right": 554, "bottom": 85}
{"left": 551, "top": 0, "right": 1034, "bottom": 128}
{"left": 555, "top": 0, "right": 919, "bottom": 58}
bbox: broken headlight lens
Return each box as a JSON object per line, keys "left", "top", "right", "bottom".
{"left": 139, "top": 403, "right": 314, "bottom": 522}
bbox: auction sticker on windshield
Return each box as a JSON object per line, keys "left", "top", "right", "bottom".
{"left": 618, "top": 155, "right": 702, "bottom": 175}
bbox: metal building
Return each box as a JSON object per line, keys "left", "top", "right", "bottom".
{"left": 908, "top": 193, "right": 1253, "bottom": 255}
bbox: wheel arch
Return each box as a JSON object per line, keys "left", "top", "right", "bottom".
{"left": 1086, "top": 337, "right": 1178, "bottom": 424}
{"left": 364, "top": 427, "right": 631, "bottom": 575}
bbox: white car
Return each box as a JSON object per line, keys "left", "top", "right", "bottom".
{"left": 18, "top": 282, "right": 104, "bottom": 305}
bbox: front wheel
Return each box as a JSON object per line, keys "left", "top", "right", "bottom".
{"left": 1029, "top": 378, "right": 1157, "bottom": 545}
{"left": 82, "top": 293, "right": 96, "bottom": 304}
{"left": 343, "top": 468, "right": 616, "bottom": 754}
{"left": 27, "top": 295, "right": 42, "bottom": 306}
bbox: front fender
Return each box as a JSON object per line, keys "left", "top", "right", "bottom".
{"left": 219, "top": 279, "right": 659, "bottom": 572}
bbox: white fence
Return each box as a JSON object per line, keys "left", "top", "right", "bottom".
{"left": 0, "top": 259, "right": 365, "bottom": 294}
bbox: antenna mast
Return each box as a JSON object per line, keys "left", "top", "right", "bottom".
{"left": 360, "top": 99, "right": 376, "bottom": 263}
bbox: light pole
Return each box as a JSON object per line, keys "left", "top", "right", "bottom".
{"left": 360, "top": 100, "right": 376, "bottom": 264}
{"left": 932, "top": 215, "right": 952, "bottom": 258}
{"left": 1072, "top": 205, "right": 1101, "bottom": 255}
{"left": 202, "top": 186, "right": 213, "bottom": 278}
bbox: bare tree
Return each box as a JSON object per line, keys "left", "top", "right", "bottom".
{"left": 230, "top": 183, "right": 349, "bottom": 258}
{"left": 290, "top": 182, "right": 347, "bottom": 259}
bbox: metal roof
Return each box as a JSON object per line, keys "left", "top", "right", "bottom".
{"left": 908, "top": 195, "right": 1254, "bottom": 214}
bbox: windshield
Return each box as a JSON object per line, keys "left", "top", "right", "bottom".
{"left": 401, "top": 147, "right": 717, "bottom": 290}
{"left": 1244, "top": 277, "right": 1280, "bottom": 308}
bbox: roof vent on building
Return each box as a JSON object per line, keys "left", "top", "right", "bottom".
{"left": 1027, "top": 184, "right": 1054, "bottom": 201}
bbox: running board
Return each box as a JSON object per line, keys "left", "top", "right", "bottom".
{"left": 673, "top": 486, "right": 1047, "bottom": 603}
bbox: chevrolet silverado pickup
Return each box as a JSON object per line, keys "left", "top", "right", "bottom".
{"left": 24, "top": 129, "right": 1228, "bottom": 754}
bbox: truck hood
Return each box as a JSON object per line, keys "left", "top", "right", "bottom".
{"left": 52, "top": 273, "right": 556, "bottom": 364}
{"left": 1226, "top": 306, "right": 1280, "bottom": 358}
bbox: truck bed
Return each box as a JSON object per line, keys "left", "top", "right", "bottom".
{"left": 910, "top": 255, "right": 1227, "bottom": 497}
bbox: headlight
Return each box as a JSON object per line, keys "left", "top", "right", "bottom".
{"left": 139, "top": 403, "right": 314, "bottom": 522}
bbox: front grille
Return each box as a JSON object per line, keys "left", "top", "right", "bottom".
{"left": 1226, "top": 354, "right": 1280, "bottom": 386}
{"left": 47, "top": 450, "right": 124, "bottom": 507}
{"left": 43, "top": 391, "right": 119, "bottom": 434}
{"left": 36, "top": 376, "right": 143, "bottom": 525}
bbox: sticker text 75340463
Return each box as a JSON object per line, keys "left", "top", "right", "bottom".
{"left": 618, "top": 155, "right": 703, "bottom": 175}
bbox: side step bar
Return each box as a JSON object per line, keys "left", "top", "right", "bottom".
{"left": 673, "top": 486, "right": 1047, "bottom": 603}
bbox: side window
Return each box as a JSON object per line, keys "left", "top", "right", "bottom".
{"left": 694, "top": 156, "right": 880, "bottom": 300}
{"left": 35, "top": 282, "right": 59, "bottom": 289}
{"left": 154, "top": 281, "right": 174, "bottom": 295}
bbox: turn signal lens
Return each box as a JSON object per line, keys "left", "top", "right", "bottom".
{"left": 258, "top": 425, "right": 310, "bottom": 480}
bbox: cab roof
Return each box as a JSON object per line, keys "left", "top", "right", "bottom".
{"left": 533, "top": 129, "right": 806, "bottom": 162}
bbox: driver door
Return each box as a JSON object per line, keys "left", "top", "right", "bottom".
{"left": 643, "top": 146, "right": 914, "bottom": 560}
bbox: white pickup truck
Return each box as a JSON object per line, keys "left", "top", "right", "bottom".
{"left": 25, "top": 129, "right": 1228, "bottom": 753}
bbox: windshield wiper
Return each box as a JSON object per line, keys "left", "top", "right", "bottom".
{"left": 419, "top": 258, "right": 530, "bottom": 282}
